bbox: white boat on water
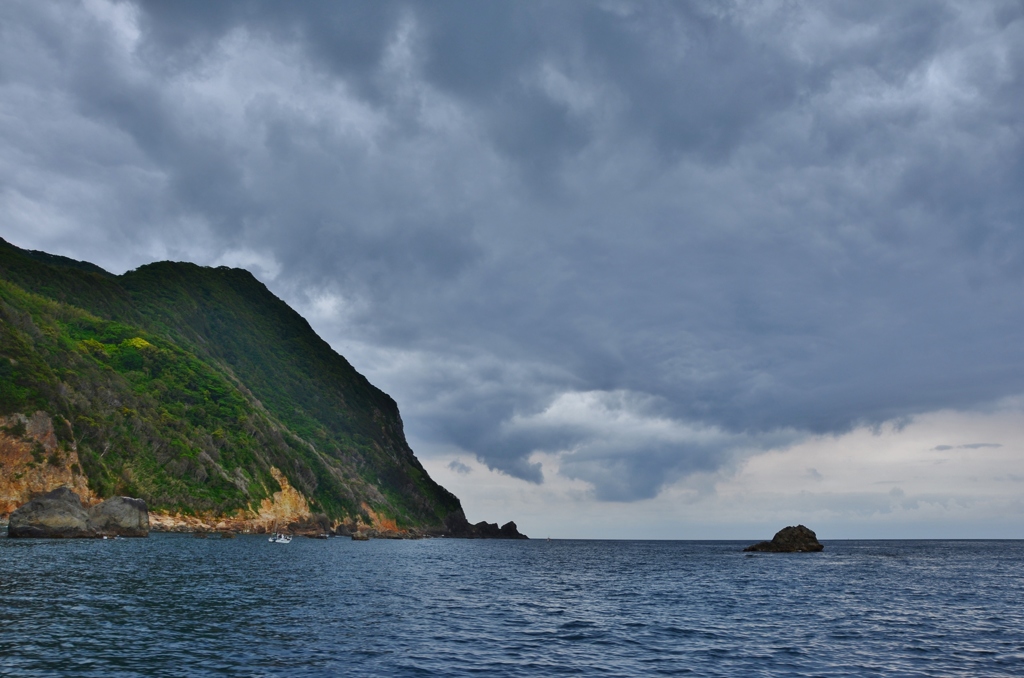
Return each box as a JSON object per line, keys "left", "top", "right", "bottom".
{"left": 268, "top": 532, "right": 292, "bottom": 544}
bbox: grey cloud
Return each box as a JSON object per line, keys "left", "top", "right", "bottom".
{"left": 558, "top": 441, "right": 723, "bottom": 502}
{"left": 134, "top": 1, "right": 401, "bottom": 86}
{"left": 787, "top": 487, "right": 968, "bottom": 518}
{"left": 447, "top": 460, "right": 471, "bottom": 475}
{"left": 2, "top": 0, "right": 1024, "bottom": 501}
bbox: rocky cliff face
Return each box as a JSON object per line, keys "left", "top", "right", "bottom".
{"left": 0, "top": 412, "right": 95, "bottom": 518}
{"left": 148, "top": 466, "right": 316, "bottom": 533}
{"left": 146, "top": 468, "right": 433, "bottom": 536}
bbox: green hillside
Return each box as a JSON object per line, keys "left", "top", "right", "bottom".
{"left": 0, "top": 238, "right": 462, "bottom": 528}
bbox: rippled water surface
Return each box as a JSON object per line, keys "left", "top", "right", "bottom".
{"left": 2, "top": 536, "right": 1023, "bottom": 676}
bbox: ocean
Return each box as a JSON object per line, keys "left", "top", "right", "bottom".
{"left": 1, "top": 535, "right": 1022, "bottom": 676}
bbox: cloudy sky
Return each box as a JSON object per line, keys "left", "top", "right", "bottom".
{"left": 3, "top": 0, "right": 1024, "bottom": 538}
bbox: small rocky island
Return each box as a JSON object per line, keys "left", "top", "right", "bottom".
{"left": 744, "top": 524, "right": 823, "bottom": 552}
{"left": 7, "top": 487, "right": 148, "bottom": 538}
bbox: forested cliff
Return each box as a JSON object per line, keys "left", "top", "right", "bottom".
{"left": 0, "top": 238, "right": 466, "bottom": 533}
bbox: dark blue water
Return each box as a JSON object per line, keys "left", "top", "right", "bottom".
{"left": 1, "top": 536, "right": 1023, "bottom": 676}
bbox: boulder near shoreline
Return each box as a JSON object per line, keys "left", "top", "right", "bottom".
{"left": 7, "top": 487, "right": 148, "bottom": 538}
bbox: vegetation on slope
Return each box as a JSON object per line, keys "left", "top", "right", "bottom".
{"left": 0, "top": 238, "right": 461, "bottom": 528}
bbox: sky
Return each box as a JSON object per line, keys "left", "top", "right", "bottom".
{"left": 2, "top": 0, "right": 1024, "bottom": 538}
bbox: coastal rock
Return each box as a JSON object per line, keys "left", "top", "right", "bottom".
{"left": 744, "top": 525, "right": 823, "bottom": 553}
{"left": 474, "top": 521, "right": 502, "bottom": 538}
{"left": 8, "top": 487, "right": 149, "bottom": 538}
{"left": 286, "top": 513, "right": 331, "bottom": 536}
{"left": 443, "top": 510, "right": 474, "bottom": 537}
{"left": 8, "top": 487, "right": 92, "bottom": 538}
{"left": 441, "top": 510, "right": 529, "bottom": 539}
{"left": 87, "top": 496, "right": 149, "bottom": 537}
{"left": 333, "top": 523, "right": 354, "bottom": 537}
{"left": 499, "top": 521, "right": 528, "bottom": 539}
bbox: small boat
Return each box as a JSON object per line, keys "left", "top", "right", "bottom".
{"left": 268, "top": 532, "right": 292, "bottom": 544}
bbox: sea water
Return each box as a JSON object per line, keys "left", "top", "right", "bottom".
{"left": 1, "top": 536, "right": 1022, "bottom": 676}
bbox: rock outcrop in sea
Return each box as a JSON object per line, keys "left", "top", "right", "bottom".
{"left": 441, "top": 510, "right": 529, "bottom": 539}
{"left": 7, "top": 487, "right": 149, "bottom": 538}
{"left": 744, "top": 524, "right": 823, "bottom": 552}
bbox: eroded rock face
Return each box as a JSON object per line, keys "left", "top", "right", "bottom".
{"left": 147, "top": 466, "right": 311, "bottom": 534}
{"left": 0, "top": 412, "right": 96, "bottom": 518}
{"left": 7, "top": 487, "right": 149, "bottom": 538}
{"left": 744, "top": 524, "right": 823, "bottom": 552}
{"left": 87, "top": 496, "right": 149, "bottom": 537}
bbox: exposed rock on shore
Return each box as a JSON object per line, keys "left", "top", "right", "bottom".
{"left": 7, "top": 487, "right": 149, "bottom": 538}
{"left": 86, "top": 496, "right": 149, "bottom": 537}
{"left": 8, "top": 487, "right": 92, "bottom": 538}
{"left": 744, "top": 525, "right": 823, "bottom": 552}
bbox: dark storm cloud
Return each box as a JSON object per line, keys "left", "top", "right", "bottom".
{"left": 2, "top": 0, "right": 1024, "bottom": 500}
